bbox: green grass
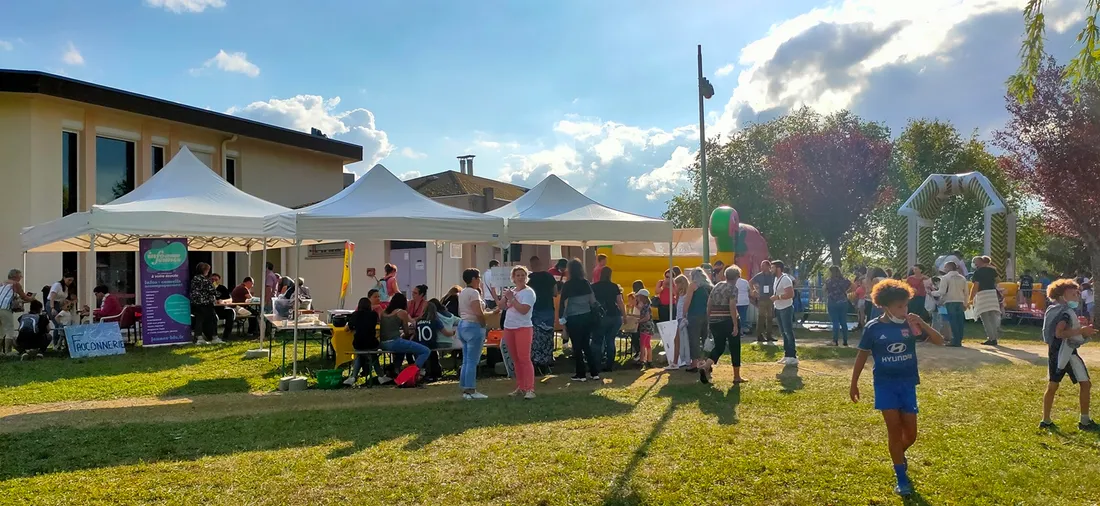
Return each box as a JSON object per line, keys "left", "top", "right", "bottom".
{"left": 1, "top": 360, "right": 1098, "bottom": 505}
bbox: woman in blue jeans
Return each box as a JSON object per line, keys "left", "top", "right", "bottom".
{"left": 592, "top": 266, "right": 627, "bottom": 372}
{"left": 378, "top": 293, "right": 431, "bottom": 381}
{"left": 824, "top": 266, "right": 853, "bottom": 346}
{"left": 457, "top": 268, "right": 499, "bottom": 399}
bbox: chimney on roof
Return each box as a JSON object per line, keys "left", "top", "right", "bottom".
{"left": 457, "top": 154, "right": 475, "bottom": 175}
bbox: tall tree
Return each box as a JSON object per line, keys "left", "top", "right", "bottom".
{"left": 996, "top": 58, "right": 1100, "bottom": 306}
{"left": 767, "top": 126, "right": 892, "bottom": 269}
{"left": 1010, "top": 0, "right": 1100, "bottom": 101}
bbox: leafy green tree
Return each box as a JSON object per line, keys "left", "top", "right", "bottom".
{"left": 1010, "top": 0, "right": 1100, "bottom": 101}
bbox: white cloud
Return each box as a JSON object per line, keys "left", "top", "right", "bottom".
{"left": 473, "top": 139, "right": 521, "bottom": 151}
{"left": 62, "top": 42, "right": 83, "bottom": 66}
{"left": 145, "top": 0, "right": 226, "bottom": 13}
{"left": 399, "top": 171, "right": 422, "bottom": 180}
{"left": 0, "top": 40, "right": 13, "bottom": 51}
{"left": 227, "top": 95, "right": 393, "bottom": 174}
{"left": 399, "top": 147, "right": 427, "bottom": 160}
{"left": 192, "top": 50, "right": 260, "bottom": 77}
{"left": 628, "top": 146, "right": 697, "bottom": 201}
{"left": 714, "top": 63, "right": 735, "bottom": 77}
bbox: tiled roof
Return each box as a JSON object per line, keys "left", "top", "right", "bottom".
{"left": 404, "top": 170, "right": 528, "bottom": 201}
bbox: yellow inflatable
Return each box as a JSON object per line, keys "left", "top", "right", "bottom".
{"left": 597, "top": 229, "right": 734, "bottom": 298}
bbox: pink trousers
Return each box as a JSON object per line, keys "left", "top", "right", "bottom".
{"left": 503, "top": 327, "right": 535, "bottom": 391}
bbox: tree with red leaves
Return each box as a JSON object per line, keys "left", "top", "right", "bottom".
{"left": 768, "top": 125, "right": 893, "bottom": 268}
{"left": 996, "top": 58, "right": 1100, "bottom": 293}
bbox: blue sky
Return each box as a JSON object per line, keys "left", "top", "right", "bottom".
{"left": 0, "top": 0, "right": 1085, "bottom": 217}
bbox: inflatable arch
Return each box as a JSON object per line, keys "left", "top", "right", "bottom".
{"left": 896, "top": 172, "right": 1016, "bottom": 280}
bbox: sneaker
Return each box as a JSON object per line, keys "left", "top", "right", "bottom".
{"left": 570, "top": 375, "right": 587, "bottom": 382}
{"left": 195, "top": 339, "right": 210, "bottom": 346}
{"left": 894, "top": 482, "right": 914, "bottom": 497}
{"left": 663, "top": 364, "right": 680, "bottom": 371}
{"left": 20, "top": 352, "right": 31, "bottom": 361}
{"left": 1079, "top": 420, "right": 1100, "bottom": 431}
{"left": 524, "top": 391, "right": 536, "bottom": 400}
{"left": 462, "top": 391, "right": 488, "bottom": 400}
{"left": 211, "top": 337, "right": 225, "bottom": 345}
{"left": 1038, "top": 420, "right": 1056, "bottom": 429}
{"left": 509, "top": 389, "right": 524, "bottom": 397}
{"left": 343, "top": 376, "right": 358, "bottom": 386}
{"left": 377, "top": 375, "right": 393, "bottom": 385}
{"left": 776, "top": 357, "right": 788, "bottom": 364}
{"left": 787, "top": 357, "right": 799, "bottom": 366}
{"left": 766, "top": 336, "right": 777, "bottom": 343}
{"left": 981, "top": 339, "right": 998, "bottom": 346}
{"left": 755, "top": 337, "right": 765, "bottom": 344}
{"left": 589, "top": 375, "right": 601, "bottom": 381}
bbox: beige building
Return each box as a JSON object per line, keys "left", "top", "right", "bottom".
{"left": 0, "top": 69, "right": 362, "bottom": 307}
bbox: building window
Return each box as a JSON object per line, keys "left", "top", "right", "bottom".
{"left": 96, "top": 136, "right": 136, "bottom": 302}
{"left": 63, "top": 251, "right": 78, "bottom": 299}
{"left": 152, "top": 145, "right": 165, "bottom": 174}
{"left": 194, "top": 151, "right": 214, "bottom": 170}
{"left": 62, "top": 131, "right": 78, "bottom": 216}
{"left": 96, "top": 136, "right": 135, "bottom": 205}
{"left": 225, "top": 157, "right": 237, "bottom": 186}
{"left": 227, "top": 254, "right": 238, "bottom": 288}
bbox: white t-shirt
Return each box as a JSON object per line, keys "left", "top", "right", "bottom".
{"left": 735, "top": 278, "right": 750, "bottom": 306}
{"left": 482, "top": 267, "right": 510, "bottom": 300}
{"left": 1085, "top": 289, "right": 1095, "bottom": 305}
{"left": 49, "top": 282, "right": 68, "bottom": 302}
{"left": 503, "top": 286, "right": 536, "bottom": 329}
{"left": 773, "top": 274, "right": 794, "bottom": 310}
{"left": 458, "top": 286, "right": 484, "bottom": 324}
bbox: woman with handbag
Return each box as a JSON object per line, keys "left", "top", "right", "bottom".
{"left": 558, "top": 259, "right": 602, "bottom": 382}
{"left": 457, "top": 268, "right": 499, "bottom": 400}
{"left": 1, "top": 269, "right": 36, "bottom": 357}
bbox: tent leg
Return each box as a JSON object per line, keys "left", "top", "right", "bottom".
{"left": 22, "top": 251, "right": 27, "bottom": 295}
{"left": 292, "top": 240, "right": 301, "bottom": 377}
{"left": 259, "top": 240, "right": 267, "bottom": 348}
{"left": 582, "top": 241, "right": 588, "bottom": 270}
{"left": 668, "top": 240, "right": 674, "bottom": 321}
{"left": 87, "top": 234, "right": 97, "bottom": 309}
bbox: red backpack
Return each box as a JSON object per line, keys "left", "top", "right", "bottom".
{"left": 394, "top": 365, "right": 420, "bottom": 388}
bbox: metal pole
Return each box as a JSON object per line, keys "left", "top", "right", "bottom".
{"left": 698, "top": 44, "right": 710, "bottom": 265}
{"left": 259, "top": 240, "right": 267, "bottom": 347}
{"left": 88, "top": 234, "right": 97, "bottom": 309}
{"left": 292, "top": 240, "right": 301, "bottom": 377}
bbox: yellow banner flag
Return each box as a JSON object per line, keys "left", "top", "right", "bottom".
{"left": 339, "top": 241, "right": 355, "bottom": 308}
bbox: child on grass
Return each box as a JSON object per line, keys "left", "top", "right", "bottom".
{"left": 850, "top": 278, "right": 944, "bottom": 497}
{"left": 1039, "top": 279, "right": 1098, "bottom": 431}
{"left": 634, "top": 284, "right": 653, "bottom": 369}
{"left": 16, "top": 300, "right": 50, "bottom": 360}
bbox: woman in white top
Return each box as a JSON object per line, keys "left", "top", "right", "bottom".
{"left": 48, "top": 272, "right": 75, "bottom": 318}
{"left": 457, "top": 268, "right": 499, "bottom": 400}
{"left": 502, "top": 266, "right": 537, "bottom": 399}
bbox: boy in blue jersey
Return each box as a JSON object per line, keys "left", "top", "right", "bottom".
{"left": 850, "top": 278, "right": 944, "bottom": 497}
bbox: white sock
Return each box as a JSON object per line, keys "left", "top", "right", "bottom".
{"left": 1082, "top": 413, "right": 1092, "bottom": 424}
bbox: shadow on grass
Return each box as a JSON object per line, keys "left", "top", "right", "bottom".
{"left": 160, "top": 378, "right": 251, "bottom": 398}
{"left": 777, "top": 365, "right": 804, "bottom": 393}
{"left": 903, "top": 490, "right": 932, "bottom": 506}
{"left": 0, "top": 347, "right": 202, "bottom": 389}
{"left": 0, "top": 390, "right": 634, "bottom": 480}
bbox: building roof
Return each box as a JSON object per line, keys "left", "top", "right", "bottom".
{"left": 404, "top": 170, "right": 528, "bottom": 201}
{"left": 0, "top": 69, "right": 363, "bottom": 162}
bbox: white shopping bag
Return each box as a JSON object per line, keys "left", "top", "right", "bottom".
{"left": 657, "top": 320, "right": 679, "bottom": 364}
{"left": 964, "top": 308, "right": 977, "bottom": 321}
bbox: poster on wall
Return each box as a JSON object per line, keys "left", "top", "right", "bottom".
{"left": 139, "top": 238, "right": 192, "bottom": 346}
{"left": 339, "top": 241, "right": 355, "bottom": 309}
{"left": 65, "top": 322, "right": 126, "bottom": 358}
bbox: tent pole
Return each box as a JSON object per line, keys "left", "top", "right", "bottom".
{"left": 582, "top": 241, "right": 588, "bottom": 270}
{"left": 88, "top": 233, "right": 97, "bottom": 310}
{"left": 22, "top": 251, "right": 27, "bottom": 297}
{"left": 259, "top": 240, "right": 267, "bottom": 347}
{"left": 292, "top": 240, "right": 301, "bottom": 377}
{"left": 668, "top": 239, "right": 674, "bottom": 321}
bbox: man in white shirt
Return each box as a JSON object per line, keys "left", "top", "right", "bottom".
{"left": 483, "top": 260, "right": 508, "bottom": 309}
{"left": 736, "top": 275, "right": 752, "bottom": 336}
{"left": 770, "top": 260, "right": 798, "bottom": 366}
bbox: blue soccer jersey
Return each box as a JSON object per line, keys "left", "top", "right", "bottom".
{"left": 858, "top": 319, "right": 921, "bottom": 384}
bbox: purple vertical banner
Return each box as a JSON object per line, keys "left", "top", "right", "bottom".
{"left": 139, "top": 238, "right": 192, "bottom": 346}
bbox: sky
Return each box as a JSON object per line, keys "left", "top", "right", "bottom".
{"left": 0, "top": 0, "right": 1086, "bottom": 218}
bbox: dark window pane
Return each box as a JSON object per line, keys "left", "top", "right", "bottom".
{"left": 152, "top": 146, "right": 165, "bottom": 174}
{"left": 96, "top": 252, "right": 136, "bottom": 304}
{"left": 62, "top": 132, "right": 78, "bottom": 216}
{"left": 227, "top": 254, "right": 237, "bottom": 287}
{"left": 225, "top": 158, "right": 236, "bottom": 186}
{"left": 96, "top": 137, "right": 135, "bottom": 205}
{"left": 62, "top": 252, "right": 78, "bottom": 300}
{"left": 190, "top": 252, "right": 213, "bottom": 279}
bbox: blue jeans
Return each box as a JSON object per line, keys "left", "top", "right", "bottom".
{"left": 828, "top": 300, "right": 849, "bottom": 345}
{"left": 380, "top": 338, "right": 431, "bottom": 368}
{"left": 457, "top": 320, "right": 485, "bottom": 390}
{"left": 599, "top": 315, "right": 622, "bottom": 370}
{"left": 350, "top": 353, "right": 383, "bottom": 379}
{"left": 776, "top": 306, "right": 796, "bottom": 358}
{"left": 945, "top": 302, "right": 966, "bottom": 346}
{"left": 736, "top": 305, "right": 749, "bottom": 333}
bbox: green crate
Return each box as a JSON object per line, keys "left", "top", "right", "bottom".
{"left": 314, "top": 369, "right": 344, "bottom": 390}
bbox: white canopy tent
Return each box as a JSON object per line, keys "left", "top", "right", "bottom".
{"left": 20, "top": 146, "right": 296, "bottom": 350}
{"left": 488, "top": 174, "right": 673, "bottom": 245}
{"left": 21, "top": 146, "right": 295, "bottom": 253}
{"left": 262, "top": 163, "right": 507, "bottom": 380}
{"left": 263, "top": 163, "right": 506, "bottom": 242}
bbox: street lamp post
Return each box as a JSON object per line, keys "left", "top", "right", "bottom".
{"left": 697, "top": 45, "right": 714, "bottom": 264}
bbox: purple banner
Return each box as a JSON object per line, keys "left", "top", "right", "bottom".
{"left": 139, "top": 238, "right": 192, "bottom": 346}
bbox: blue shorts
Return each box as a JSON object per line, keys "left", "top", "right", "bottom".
{"left": 873, "top": 379, "right": 918, "bottom": 414}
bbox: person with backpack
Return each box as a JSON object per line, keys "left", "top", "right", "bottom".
{"left": 16, "top": 300, "right": 50, "bottom": 360}
{"left": 415, "top": 299, "right": 456, "bottom": 381}
{"left": 344, "top": 291, "right": 386, "bottom": 387}
{"left": 1, "top": 269, "right": 36, "bottom": 357}
{"left": 1039, "top": 279, "right": 1099, "bottom": 431}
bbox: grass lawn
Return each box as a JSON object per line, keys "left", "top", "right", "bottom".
{"left": 3, "top": 323, "right": 1095, "bottom": 505}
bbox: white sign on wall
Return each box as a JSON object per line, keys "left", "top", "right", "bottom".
{"left": 450, "top": 243, "right": 462, "bottom": 259}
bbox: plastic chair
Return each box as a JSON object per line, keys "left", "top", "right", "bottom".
{"left": 102, "top": 305, "right": 140, "bottom": 344}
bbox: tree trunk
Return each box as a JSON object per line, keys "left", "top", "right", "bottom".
{"left": 829, "top": 240, "right": 843, "bottom": 269}
{"left": 1091, "top": 247, "right": 1100, "bottom": 327}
